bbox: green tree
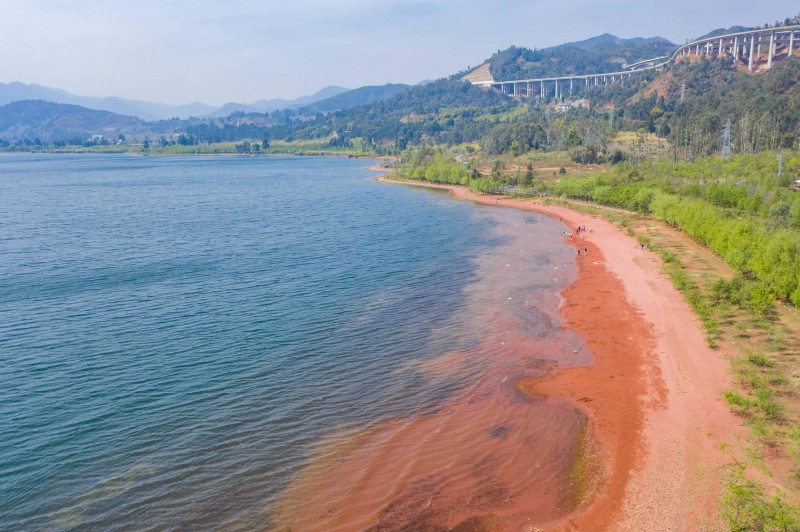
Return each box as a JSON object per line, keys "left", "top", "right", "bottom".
{"left": 523, "top": 163, "right": 534, "bottom": 186}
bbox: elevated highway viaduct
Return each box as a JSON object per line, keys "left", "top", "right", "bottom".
{"left": 469, "top": 25, "right": 800, "bottom": 100}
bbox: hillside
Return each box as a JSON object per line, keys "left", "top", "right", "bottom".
{"left": 581, "top": 55, "right": 800, "bottom": 157}
{"left": 285, "top": 77, "right": 518, "bottom": 147}
{"left": 297, "top": 84, "right": 412, "bottom": 115}
{"left": 697, "top": 26, "right": 755, "bottom": 39}
{"left": 487, "top": 34, "right": 676, "bottom": 81}
{"left": 161, "top": 76, "right": 518, "bottom": 148}
{"left": 0, "top": 100, "right": 150, "bottom": 143}
{"left": 549, "top": 33, "right": 674, "bottom": 54}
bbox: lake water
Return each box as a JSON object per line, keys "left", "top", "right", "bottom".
{"left": 0, "top": 154, "right": 588, "bottom": 530}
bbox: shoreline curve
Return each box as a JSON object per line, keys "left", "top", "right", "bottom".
{"left": 377, "top": 176, "right": 743, "bottom": 529}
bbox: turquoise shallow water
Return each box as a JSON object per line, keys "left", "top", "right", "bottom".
{"left": 0, "top": 154, "right": 578, "bottom": 530}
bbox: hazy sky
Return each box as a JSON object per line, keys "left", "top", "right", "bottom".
{"left": 0, "top": 1, "right": 794, "bottom": 106}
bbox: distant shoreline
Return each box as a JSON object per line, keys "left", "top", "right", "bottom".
{"left": 377, "top": 175, "right": 741, "bottom": 529}
{"left": 0, "top": 149, "right": 383, "bottom": 159}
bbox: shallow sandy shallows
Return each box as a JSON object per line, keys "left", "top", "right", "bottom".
{"left": 380, "top": 178, "right": 744, "bottom": 530}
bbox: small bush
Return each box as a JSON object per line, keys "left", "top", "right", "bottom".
{"left": 747, "top": 353, "right": 772, "bottom": 368}
{"left": 744, "top": 286, "right": 773, "bottom": 316}
{"left": 768, "top": 331, "right": 786, "bottom": 350}
{"left": 709, "top": 277, "right": 734, "bottom": 305}
{"left": 723, "top": 390, "right": 752, "bottom": 416}
{"left": 720, "top": 465, "right": 765, "bottom": 530}
{"left": 660, "top": 250, "right": 679, "bottom": 264}
{"left": 754, "top": 388, "right": 782, "bottom": 420}
{"left": 767, "top": 373, "right": 789, "bottom": 386}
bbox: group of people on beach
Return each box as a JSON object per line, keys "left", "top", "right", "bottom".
{"left": 562, "top": 225, "right": 591, "bottom": 256}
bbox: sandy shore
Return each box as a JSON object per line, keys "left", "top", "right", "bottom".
{"left": 377, "top": 177, "right": 744, "bottom": 530}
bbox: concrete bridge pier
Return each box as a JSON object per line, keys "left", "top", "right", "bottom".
{"left": 768, "top": 32, "right": 775, "bottom": 68}
{"left": 749, "top": 34, "right": 755, "bottom": 71}
{"left": 756, "top": 35, "right": 762, "bottom": 64}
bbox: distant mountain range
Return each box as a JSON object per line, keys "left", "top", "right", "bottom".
{"left": 206, "top": 86, "right": 350, "bottom": 117}
{"left": 0, "top": 83, "right": 413, "bottom": 142}
{"left": 0, "top": 82, "right": 350, "bottom": 120}
{"left": 0, "top": 82, "right": 214, "bottom": 120}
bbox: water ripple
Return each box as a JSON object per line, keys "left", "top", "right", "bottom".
{"left": 0, "top": 154, "right": 575, "bottom": 530}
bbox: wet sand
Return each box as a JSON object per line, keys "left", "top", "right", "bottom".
{"left": 375, "top": 178, "right": 744, "bottom": 529}
{"left": 273, "top": 186, "right": 595, "bottom": 530}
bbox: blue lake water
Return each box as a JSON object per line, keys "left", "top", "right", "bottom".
{"left": 0, "top": 154, "right": 582, "bottom": 530}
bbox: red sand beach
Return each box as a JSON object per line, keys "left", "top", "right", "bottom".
{"left": 370, "top": 178, "right": 744, "bottom": 530}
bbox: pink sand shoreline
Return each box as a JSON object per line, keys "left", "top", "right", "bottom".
{"left": 377, "top": 176, "right": 744, "bottom": 529}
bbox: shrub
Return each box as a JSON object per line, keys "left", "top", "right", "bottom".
{"left": 723, "top": 390, "right": 752, "bottom": 416}
{"left": 747, "top": 353, "right": 772, "bottom": 368}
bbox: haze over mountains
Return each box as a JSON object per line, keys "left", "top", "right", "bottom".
{"left": 0, "top": 31, "right": 677, "bottom": 125}
{"left": 0, "top": 82, "right": 354, "bottom": 120}
{"left": 205, "top": 86, "right": 351, "bottom": 118}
